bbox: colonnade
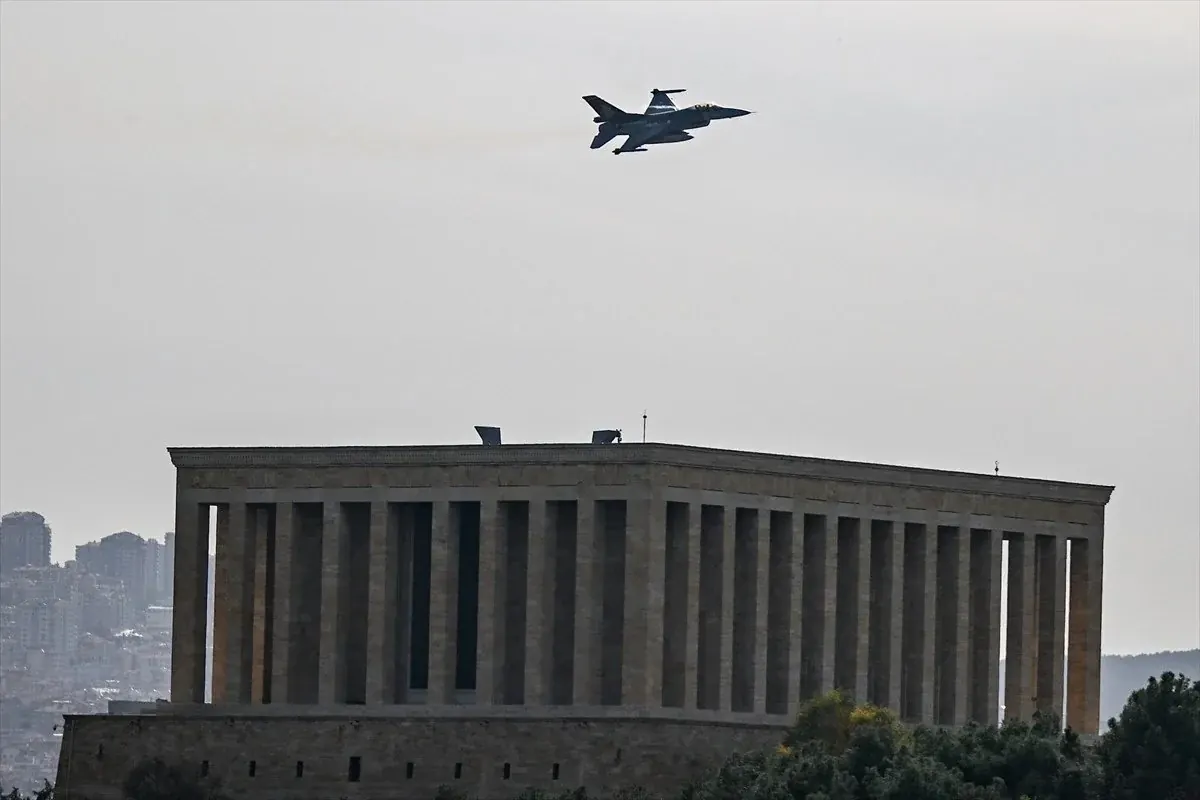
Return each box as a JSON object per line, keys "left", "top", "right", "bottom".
{"left": 169, "top": 492, "right": 1103, "bottom": 734}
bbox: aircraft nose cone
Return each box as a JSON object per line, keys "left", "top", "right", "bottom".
{"left": 730, "top": 108, "right": 751, "bottom": 117}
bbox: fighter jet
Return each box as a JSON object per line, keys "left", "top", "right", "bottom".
{"left": 583, "top": 88, "right": 751, "bottom": 155}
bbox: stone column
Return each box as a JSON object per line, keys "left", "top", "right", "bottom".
{"left": 1066, "top": 530, "right": 1103, "bottom": 734}
{"left": 852, "top": 518, "right": 872, "bottom": 703}
{"left": 210, "top": 504, "right": 230, "bottom": 703}
{"left": 786, "top": 510, "right": 805, "bottom": 716}
{"left": 952, "top": 521, "right": 972, "bottom": 726}
{"left": 882, "top": 520, "right": 905, "bottom": 714}
{"left": 1005, "top": 531, "right": 1036, "bottom": 721}
{"left": 719, "top": 505, "right": 737, "bottom": 711}
{"left": 393, "top": 504, "right": 415, "bottom": 703}
{"left": 919, "top": 520, "right": 937, "bottom": 723}
{"left": 683, "top": 502, "right": 702, "bottom": 710}
{"left": 524, "top": 498, "right": 553, "bottom": 705}
{"left": 1036, "top": 534, "right": 1068, "bottom": 722}
{"left": 573, "top": 496, "right": 600, "bottom": 705}
{"left": 987, "top": 528, "right": 1004, "bottom": 724}
{"left": 270, "top": 502, "right": 294, "bottom": 704}
{"left": 971, "top": 526, "right": 1004, "bottom": 726}
{"left": 365, "top": 498, "right": 397, "bottom": 705}
{"left": 820, "top": 512, "right": 839, "bottom": 695}
{"left": 752, "top": 509, "right": 771, "bottom": 713}
{"left": 964, "top": 526, "right": 1003, "bottom": 724}
{"left": 250, "top": 507, "right": 272, "bottom": 704}
{"left": 318, "top": 499, "right": 348, "bottom": 704}
{"left": 213, "top": 502, "right": 252, "bottom": 704}
{"left": 623, "top": 494, "right": 666, "bottom": 707}
{"left": 170, "top": 498, "right": 209, "bottom": 704}
{"left": 427, "top": 500, "right": 458, "bottom": 705}
{"left": 476, "top": 498, "right": 504, "bottom": 704}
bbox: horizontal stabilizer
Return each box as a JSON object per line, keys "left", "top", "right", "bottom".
{"left": 590, "top": 128, "right": 619, "bottom": 150}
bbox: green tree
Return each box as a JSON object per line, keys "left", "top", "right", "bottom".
{"left": 1095, "top": 670, "right": 1200, "bottom": 800}
{"left": 1, "top": 783, "right": 53, "bottom": 800}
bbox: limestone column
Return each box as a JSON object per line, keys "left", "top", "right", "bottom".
{"left": 752, "top": 509, "right": 771, "bottom": 713}
{"left": 213, "top": 502, "right": 252, "bottom": 704}
{"left": 683, "top": 502, "right": 702, "bottom": 710}
{"left": 270, "top": 502, "right": 294, "bottom": 704}
{"left": 883, "top": 520, "right": 904, "bottom": 715}
{"left": 785, "top": 510, "right": 805, "bottom": 716}
{"left": 210, "top": 505, "right": 230, "bottom": 703}
{"left": 477, "top": 498, "right": 504, "bottom": 704}
{"left": 1005, "top": 532, "right": 1036, "bottom": 721}
{"left": 919, "top": 520, "right": 937, "bottom": 723}
{"left": 393, "top": 504, "right": 415, "bottom": 702}
{"left": 170, "top": 498, "right": 209, "bottom": 704}
{"left": 852, "top": 519, "right": 872, "bottom": 703}
{"left": 1066, "top": 530, "right": 1103, "bottom": 734}
{"left": 952, "top": 522, "right": 971, "bottom": 726}
{"left": 964, "top": 526, "right": 1003, "bottom": 725}
{"left": 524, "top": 498, "right": 553, "bottom": 705}
{"left": 623, "top": 494, "right": 666, "bottom": 707}
{"left": 719, "top": 505, "right": 737, "bottom": 711}
{"left": 250, "top": 508, "right": 272, "bottom": 704}
{"left": 820, "top": 512, "right": 839, "bottom": 696}
{"left": 1035, "top": 535, "right": 1068, "bottom": 722}
{"left": 427, "top": 500, "right": 458, "bottom": 704}
{"left": 572, "top": 496, "right": 600, "bottom": 705}
{"left": 318, "top": 500, "right": 348, "bottom": 704}
{"left": 984, "top": 532, "right": 1003, "bottom": 724}
{"left": 365, "top": 498, "right": 397, "bottom": 705}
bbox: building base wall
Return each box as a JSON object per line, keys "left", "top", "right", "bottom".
{"left": 55, "top": 708, "right": 788, "bottom": 799}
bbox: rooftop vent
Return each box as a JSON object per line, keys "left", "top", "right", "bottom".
{"left": 591, "top": 429, "right": 622, "bottom": 445}
{"left": 475, "top": 426, "right": 502, "bottom": 446}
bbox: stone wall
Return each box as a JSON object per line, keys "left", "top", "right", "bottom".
{"left": 55, "top": 710, "right": 787, "bottom": 799}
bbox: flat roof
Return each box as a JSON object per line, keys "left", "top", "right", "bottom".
{"left": 168, "top": 442, "right": 1114, "bottom": 506}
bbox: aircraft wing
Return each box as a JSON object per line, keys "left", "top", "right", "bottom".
{"left": 622, "top": 122, "right": 670, "bottom": 151}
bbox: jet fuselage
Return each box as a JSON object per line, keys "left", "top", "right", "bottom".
{"left": 584, "top": 90, "right": 751, "bottom": 154}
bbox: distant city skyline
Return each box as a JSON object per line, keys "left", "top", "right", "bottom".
{"left": 1, "top": 0, "right": 1196, "bottom": 659}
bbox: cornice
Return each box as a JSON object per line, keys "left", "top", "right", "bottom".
{"left": 166, "top": 442, "right": 1115, "bottom": 506}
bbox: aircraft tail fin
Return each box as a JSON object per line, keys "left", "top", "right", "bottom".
{"left": 583, "top": 95, "right": 634, "bottom": 123}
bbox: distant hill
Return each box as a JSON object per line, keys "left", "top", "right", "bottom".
{"left": 999, "top": 649, "right": 1200, "bottom": 726}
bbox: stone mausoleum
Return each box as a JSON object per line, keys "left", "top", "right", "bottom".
{"left": 55, "top": 439, "right": 1111, "bottom": 799}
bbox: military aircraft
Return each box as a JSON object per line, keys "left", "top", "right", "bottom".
{"left": 583, "top": 88, "right": 752, "bottom": 155}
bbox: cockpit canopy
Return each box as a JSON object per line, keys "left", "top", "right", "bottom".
{"left": 692, "top": 103, "right": 717, "bottom": 111}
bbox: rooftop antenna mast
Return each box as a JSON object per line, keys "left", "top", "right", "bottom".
{"left": 994, "top": 460, "right": 1000, "bottom": 476}
{"left": 642, "top": 410, "right": 647, "bottom": 443}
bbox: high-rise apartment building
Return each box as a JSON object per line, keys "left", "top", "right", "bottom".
{"left": 0, "top": 511, "right": 52, "bottom": 574}
{"left": 76, "top": 532, "right": 150, "bottom": 615}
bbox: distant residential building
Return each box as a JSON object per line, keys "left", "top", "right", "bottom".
{"left": 145, "top": 605, "right": 171, "bottom": 638}
{"left": 0, "top": 511, "right": 52, "bottom": 575}
{"left": 163, "top": 532, "right": 175, "bottom": 604}
{"left": 78, "top": 574, "right": 134, "bottom": 635}
{"left": 144, "top": 538, "right": 168, "bottom": 606}
{"left": 76, "top": 531, "right": 149, "bottom": 615}
{"left": 14, "top": 597, "right": 79, "bottom": 657}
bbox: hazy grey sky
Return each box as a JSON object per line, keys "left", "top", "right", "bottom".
{"left": 1, "top": 0, "right": 1197, "bottom": 656}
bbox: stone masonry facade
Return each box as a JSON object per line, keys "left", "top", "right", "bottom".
{"left": 54, "top": 442, "right": 1112, "bottom": 799}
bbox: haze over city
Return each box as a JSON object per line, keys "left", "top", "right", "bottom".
{"left": 1, "top": 0, "right": 1197, "bottom": 665}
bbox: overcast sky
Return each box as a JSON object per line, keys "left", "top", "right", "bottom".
{"left": 1, "top": 0, "right": 1196, "bottom": 657}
